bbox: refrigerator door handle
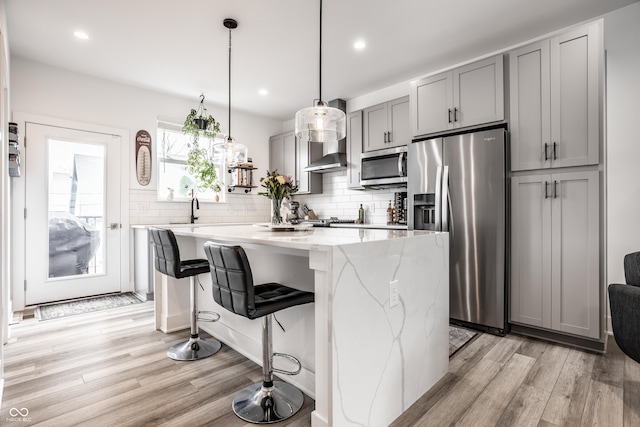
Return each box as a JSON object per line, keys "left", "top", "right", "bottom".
{"left": 435, "top": 166, "right": 442, "bottom": 230}
{"left": 441, "top": 166, "right": 450, "bottom": 231}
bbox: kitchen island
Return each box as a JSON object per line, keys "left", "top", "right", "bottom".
{"left": 154, "top": 224, "right": 449, "bottom": 427}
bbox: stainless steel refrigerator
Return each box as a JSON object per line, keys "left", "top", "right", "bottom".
{"left": 408, "top": 127, "right": 507, "bottom": 334}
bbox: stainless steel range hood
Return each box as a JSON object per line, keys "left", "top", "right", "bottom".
{"left": 304, "top": 99, "right": 347, "bottom": 173}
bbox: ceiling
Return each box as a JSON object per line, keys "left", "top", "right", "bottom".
{"left": 5, "top": 0, "right": 638, "bottom": 122}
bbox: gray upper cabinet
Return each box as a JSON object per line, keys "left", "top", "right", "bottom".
{"left": 510, "top": 170, "right": 600, "bottom": 339}
{"left": 411, "top": 54, "right": 504, "bottom": 137}
{"left": 347, "top": 110, "right": 363, "bottom": 189}
{"left": 269, "top": 130, "right": 321, "bottom": 195}
{"left": 269, "top": 131, "right": 296, "bottom": 180}
{"left": 363, "top": 96, "right": 410, "bottom": 152}
{"left": 510, "top": 22, "right": 601, "bottom": 171}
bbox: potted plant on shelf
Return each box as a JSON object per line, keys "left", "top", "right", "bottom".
{"left": 182, "top": 94, "right": 221, "bottom": 144}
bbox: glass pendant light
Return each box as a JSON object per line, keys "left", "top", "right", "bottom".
{"left": 214, "top": 18, "right": 248, "bottom": 167}
{"left": 294, "top": 0, "right": 346, "bottom": 143}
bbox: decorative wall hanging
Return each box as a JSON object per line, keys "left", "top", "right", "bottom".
{"left": 135, "top": 130, "right": 152, "bottom": 186}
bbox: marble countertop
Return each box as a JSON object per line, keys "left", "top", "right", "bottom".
{"left": 168, "top": 224, "right": 441, "bottom": 251}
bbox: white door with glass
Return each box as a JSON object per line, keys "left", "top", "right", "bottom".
{"left": 25, "top": 123, "right": 122, "bottom": 305}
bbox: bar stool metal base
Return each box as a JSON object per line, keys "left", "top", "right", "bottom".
{"left": 232, "top": 380, "right": 304, "bottom": 424}
{"left": 167, "top": 336, "right": 221, "bottom": 361}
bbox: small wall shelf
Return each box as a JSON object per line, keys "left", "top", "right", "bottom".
{"left": 227, "top": 163, "right": 257, "bottom": 193}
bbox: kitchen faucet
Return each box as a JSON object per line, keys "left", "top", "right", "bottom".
{"left": 190, "top": 189, "right": 199, "bottom": 224}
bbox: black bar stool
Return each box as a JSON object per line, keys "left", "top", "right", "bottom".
{"left": 204, "top": 241, "right": 314, "bottom": 424}
{"left": 149, "top": 227, "right": 222, "bottom": 361}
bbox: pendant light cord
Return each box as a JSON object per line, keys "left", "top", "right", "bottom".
{"left": 228, "top": 26, "right": 232, "bottom": 140}
{"left": 319, "top": 0, "right": 323, "bottom": 103}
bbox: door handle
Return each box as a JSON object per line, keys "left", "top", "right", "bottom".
{"left": 544, "top": 181, "right": 548, "bottom": 199}
{"left": 398, "top": 152, "right": 406, "bottom": 177}
{"left": 110, "top": 223, "right": 122, "bottom": 230}
{"left": 441, "top": 166, "right": 450, "bottom": 232}
{"left": 435, "top": 166, "right": 442, "bottom": 230}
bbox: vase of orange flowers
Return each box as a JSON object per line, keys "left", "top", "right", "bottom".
{"left": 259, "top": 169, "right": 298, "bottom": 225}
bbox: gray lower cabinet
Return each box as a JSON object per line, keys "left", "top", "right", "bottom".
{"left": 269, "top": 130, "right": 321, "bottom": 194}
{"left": 510, "top": 170, "right": 600, "bottom": 339}
{"left": 347, "top": 110, "right": 363, "bottom": 189}
{"left": 510, "top": 22, "right": 601, "bottom": 171}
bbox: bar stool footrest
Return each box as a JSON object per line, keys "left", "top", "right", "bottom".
{"left": 197, "top": 311, "right": 220, "bottom": 322}
{"left": 272, "top": 352, "right": 302, "bottom": 376}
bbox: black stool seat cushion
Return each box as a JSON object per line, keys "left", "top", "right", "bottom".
{"left": 150, "top": 227, "right": 210, "bottom": 279}
{"left": 609, "top": 251, "right": 640, "bottom": 364}
{"left": 204, "top": 242, "right": 314, "bottom": 319}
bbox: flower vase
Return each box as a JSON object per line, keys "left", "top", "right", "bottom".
{"left": 271, "top": 197, "right": 284, "bottom": 225}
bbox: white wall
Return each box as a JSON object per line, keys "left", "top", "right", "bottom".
{"left": 10, "top": 57, "right": 281, "bottom": 225}
{"left": 603, "top": 2, "right": 640, "bottom": 286}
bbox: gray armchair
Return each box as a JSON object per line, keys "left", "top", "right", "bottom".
{"left": 608, "top": 252, "right": 640, "bottom": 363}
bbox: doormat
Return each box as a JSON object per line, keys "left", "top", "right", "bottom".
{"left": 36, "top": 293, "right": 142, "bottom": 321}
{"left": 449, "top": 325, "right": 478, "bottom": 357}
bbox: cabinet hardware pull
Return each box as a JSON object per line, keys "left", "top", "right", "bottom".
{"left": 448, "top": 109, "right": 452, "bottom": 124}
{"left": 544, "top": 181, "right": 549, "bottom": 199}
{"left": 544, "top": 143, "right": 549, "bottom": 161}
{"left": 388, "top": 131, "right": 392, "bottom": 143}
{"left": 384, "top": 131, "right": 388, "bottom": 143}
{"left": 553, "top": 142, "right": 557, "bottom": 160}
{"left": 553, "top": 180, "right": 558, "bottom": 198}
{"left": 454, "top": 108, "right": 459, "bottom": 122}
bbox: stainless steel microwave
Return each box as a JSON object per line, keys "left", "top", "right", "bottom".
{"left": 360, "top": 146, "right": 407, "bottom": 188}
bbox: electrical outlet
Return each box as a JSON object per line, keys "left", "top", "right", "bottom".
{"left": 369, "top": 203, "right": 375, "bottom": 213}
{"left": 389, "top": 280, "right": 399, "bottom": 308}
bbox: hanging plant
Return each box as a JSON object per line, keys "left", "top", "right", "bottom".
{"left": 182, "top": 94, "right": 221, "bottom": 143}
{"left": 186, "top": 141, "right": 223, "bottom": 193}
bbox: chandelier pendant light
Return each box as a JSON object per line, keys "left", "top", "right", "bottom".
{"left": 294, "top": 0, "right": 346, "bottom": 143}
{"left": 214, "top": 18, "right": 248, "bottom": 167}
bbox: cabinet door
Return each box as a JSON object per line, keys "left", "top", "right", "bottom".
{"left": 510, "top": 41, "right": 551, "bottom": 171}
{"left": 550, "top": 170, "right": 600, "bottom": 339}
{"left": 453, "top": 54, "right": 504, "bottom": 129}
{"left": 549, "top": 24, "right": 600, "bottom": 168}
{"left": 347, "top": 111, "right": 363, "bottom": 189}
{"left": 296, "top": 135, "right": 309, "bottom": 193}
{"left": 269, "top": 134, "right": 284, "bottom": 174}
{"left": 511, "top": 175, "right": 552, "bottom": 329}
{"left": 282, "top": 131, "right": 297, "bottom": 179}
{"left": 363, "top": 102, "right": 388, "bottom": 152}
{"left": 387, "top": 96, "right": 410, "bottom": 149}
{"left": 411, "top": 71, "right": 453, "bottom": 137}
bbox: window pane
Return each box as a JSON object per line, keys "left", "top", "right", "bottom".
{"left": 48, "top": 139, "right": 105, "bottom": 278}
{"left": 156, "top": 125, "right": 225, "bottom": 201}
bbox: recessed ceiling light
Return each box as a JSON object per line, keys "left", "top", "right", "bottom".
{"left": 73, "top": 31, "right": 89, "bottom": 40}
{"left": 258, "top": 89, "right": 268, "bottom": 96}
{"left": 354, "top": 40, "right": 366, "bottom": 50}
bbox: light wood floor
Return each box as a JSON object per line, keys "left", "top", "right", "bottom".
{"left": 2, "top": 302, "right": 639, "bottom": 426}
